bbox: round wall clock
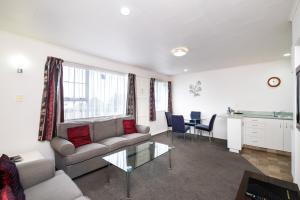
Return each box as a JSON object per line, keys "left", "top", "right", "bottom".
{"left": 267, "top": 77, "right": 281, "bottom": 87}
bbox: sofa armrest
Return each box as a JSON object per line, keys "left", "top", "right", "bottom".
{"left": 17, "top": 159, "right": 55, "bottom": 189}
{"left": 51, "top": 137, "right": 75, "bottom": 156}
{"left": 136, "top": 125, "right": 150, "bottom": 134}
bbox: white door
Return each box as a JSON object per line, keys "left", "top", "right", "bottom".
{"left": 264, "top": 119, "right": 284, "bottom": 151}
{"left": 283, "top": 120, "right": 292, "bottom": 152}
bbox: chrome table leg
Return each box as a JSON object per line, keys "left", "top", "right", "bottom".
{"left": 168, "top": 148, "right": 173, "bottom": 169}
{"left": 106, "top": 163, "right": 111, "bottom": 183}
{"left": 126, "top": 171, "right": 131, "bottom": 199}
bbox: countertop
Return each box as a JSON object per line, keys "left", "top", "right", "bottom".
{"left": 227, "top": 111, "right": 293, "bottom": 120}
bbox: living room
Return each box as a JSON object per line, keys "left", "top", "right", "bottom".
{"left": 1, "top": 0, "right": 300, "bottom": 199}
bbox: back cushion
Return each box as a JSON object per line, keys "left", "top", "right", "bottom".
{"left": 57, "top": 121, "right": 94, "bottom": 141}
{"left": 116, "top": 116, "right": 134, "bottom": 136}
{"left": 93, "top": 119, "right": 117, "bottom": 142}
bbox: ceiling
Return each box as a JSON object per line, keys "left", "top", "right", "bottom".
{"left": 0, "top": 0, "right": 294, "bottom": 75}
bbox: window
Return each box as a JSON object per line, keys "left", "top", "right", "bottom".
{"left": 63, "top": 63, "right": 127, "bottom": 120}
{"left": 155, "top": 80, "right": 168, "bottom": 111}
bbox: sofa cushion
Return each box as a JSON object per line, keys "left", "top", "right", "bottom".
{"left": 57, "top": 121, "right": 94, "bottom": 141}
{"left": 17, "top": 159, "right": 55, "bottom": 190}
{"left": 98, "top": 137, "right": 128, "bottom": 151}
{"left": 93, "top": 119, "right": 117, "bottom": 142}
{"left": 123, "top": 119, "right": 137, "bottom": 135}
{"left": 24, "top": 171, "right": 82, "bottom": 200}
{"left": 122, "top": 133, "right": 151, "bottom": 146}
{"left": 116, "top": 116, "right": 133, "bottom": 136}
{"left": 67, "top": 125, "right": 92, "bottom": 148}
{"left": 64, "top": 143, "right": 108, "bottom": 165}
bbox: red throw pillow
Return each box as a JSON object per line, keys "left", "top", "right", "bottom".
{"left": 123, "top": 120, "right": 137, "bottom": 134}
{"left": 67, "top": 125, "right": 92, "bottom": 148}
{"left": 1, "top": 185, "right": 16, "bottom": 200}
{"left": 0, "top": 154, "right": 25, "bottom": 200}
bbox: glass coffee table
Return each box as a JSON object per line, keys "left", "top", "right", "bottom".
{"left": 103, "top": 141, "right": 174, "bottom": 199}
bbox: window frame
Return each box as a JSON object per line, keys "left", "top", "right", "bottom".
{"left": 154, "top": 80, "right": 168, "bottom": 112}
{"left": 62, "top": 62, "right": 127, "bottom": 121}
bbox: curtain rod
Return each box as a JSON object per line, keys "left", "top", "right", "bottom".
{"left": 63, "top": 60, "right": 170, "bottom": 82}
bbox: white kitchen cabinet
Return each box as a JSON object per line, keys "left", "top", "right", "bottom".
{"left": 227, "top": 115, "right": 292, "bottom": 153}
{"left": 264, "top": 119, "right": 284, "bottom": 151}
{"left": 242, "top": 118, "right": 292, "bottom": 152}
{"left": 283, "top": 120, "right": 292, "bottom": 152}
{"left": 244, "top": 118, "right": 265, "bottom": 148}
{"left": 227, "top": 118, "right": 242, "bottom": 153}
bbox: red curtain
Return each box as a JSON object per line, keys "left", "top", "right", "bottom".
{"left": 168, "top": 81, "right": 173, "bottom": 113}
{"left": 38, "top": 57, "right": 64, "bottom": 141}
{"left": 149, "top": 78, "right": 156, "bottom": 121}
{"left": 126, "top": 73, "right": 137, "bottom": 119}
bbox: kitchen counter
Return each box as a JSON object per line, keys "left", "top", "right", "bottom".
{"left": 227, "top": 110, "right": 293, "bottom": 154}
{"left": 227, "top": 111, "right": 293, "bottom": 120}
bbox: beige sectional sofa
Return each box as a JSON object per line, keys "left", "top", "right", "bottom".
{"left": 51, "top": 116, "right": 151, "bottom": 178}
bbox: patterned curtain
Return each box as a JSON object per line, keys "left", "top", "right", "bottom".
{"left": 38, "top": 57, "right": 64, "bottom": 141}
{"left": 126, "top": 73, "right": 136, "bottom": 119}
{"left": 168, "top": 81, "right": 173, "bottom": 113}
{"left": 149, "top": 78, "right": 156, "bottom": 121}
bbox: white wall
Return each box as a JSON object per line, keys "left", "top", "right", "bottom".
{"left": 291, "top": 0, "right": 300, "bottom": 185}
{"left": 172, "top": 60, "right": 293, "bottom": 140}
{"left": 0, "top": 30, "right": 169, "bottom": 158}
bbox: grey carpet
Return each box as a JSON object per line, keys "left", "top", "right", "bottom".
{"left": 74, "top": 133, "right": 260, "bottom": 200}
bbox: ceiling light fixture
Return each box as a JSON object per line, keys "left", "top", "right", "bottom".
{"left": 283, "top": 53, "right": 291, "bottom": 57}
{"left": 120, "top": 7, "right": 131, "bottom": 16}
{"left": 183, "top": 69, "right": 188, "bottom": 72}
{"left": 171, "top": 47, "right": 189, "bottom": 57}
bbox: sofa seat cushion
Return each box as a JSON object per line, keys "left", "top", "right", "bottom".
{"left": 98, "top": 137, "right": 128, "bottom": 151}
{"left": 121, "top": 133, "right": 151, "bottom": 146}
{"left": 24, "top": 171, "right": 82, "bottom": 200}
{"left": 65, "top": 143, "right": 108, "bottom": 165}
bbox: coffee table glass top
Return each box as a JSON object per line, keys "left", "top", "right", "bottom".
{"left": 103, "top": 141, "right": 173, "bottom": 172}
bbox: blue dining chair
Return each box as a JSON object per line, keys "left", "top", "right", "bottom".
{"left": 185, "top": 111, "right": 201, "bottom": 126}
{"left": 171, "top": 115, "right": 191, "bottom": 142}
{"left": 195, "top": 114, "right": 217, "bottom": 142}
{"left": 165, "top": 112, "right": 172, "bottom": 137}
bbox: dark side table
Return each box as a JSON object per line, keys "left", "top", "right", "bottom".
{"left": 236, "top": 171, "right": 300, "bottom": 200}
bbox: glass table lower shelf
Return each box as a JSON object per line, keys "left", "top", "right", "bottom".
{"left": 102, "top": 141, "right": 174, "bottom": 199}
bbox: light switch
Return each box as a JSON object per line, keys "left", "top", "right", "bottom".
{"left": 16, "top": 95, "right": 24, "bottom": 102}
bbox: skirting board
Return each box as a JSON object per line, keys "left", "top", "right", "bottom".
{"left": 243, "top": 145, "right": 291, "bottom": 156}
